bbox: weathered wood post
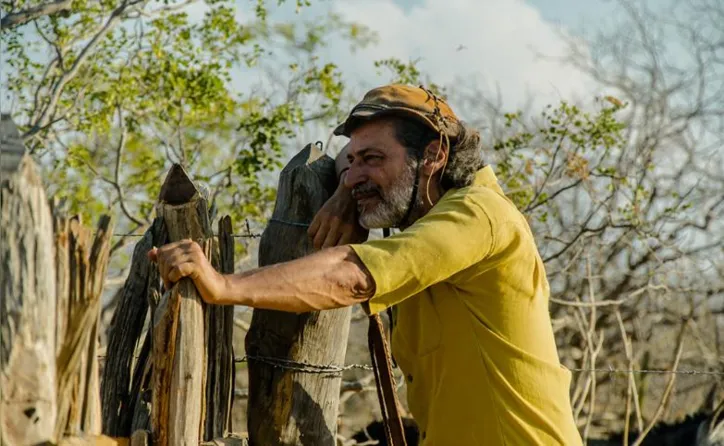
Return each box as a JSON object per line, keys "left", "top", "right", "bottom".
{"left": 151, "top": 164, "right": 235, "bottom": 445}
{"left": 101, "top": 218, "right": 165, "bottom": 436}
{"left": 2, "top": 115, "right": 114, "bottom": 444}
{"left": 205, "top": 215, "right": 236, "bottom": 439}
{"left": 152, "top": 165, "right": 210, "bottom": 446}
{"left": 1, "top": 116, "right": 58, "bottom": 444}
{"left": 245, "top": 143, "right": 352, "bottom": 445}
{"left": 53, "top": 214, "right": 113, "bottom": 439}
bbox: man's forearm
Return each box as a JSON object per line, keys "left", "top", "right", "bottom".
{"left": 216, "top": 246, "right": 375, "bottom": 312}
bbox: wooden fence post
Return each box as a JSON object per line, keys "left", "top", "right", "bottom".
{"left": 2, "top": 115, "right": 114, "bottom": 444}
{"left": 245, "top": 143, "right": 352, "bottom": 445}
{"left": 152, "top": 164, "right": 210, "bottom": 446}
{"left": 205, "top": 215, "right": 235, "bottom": 439}
{"left": 101, "top": 218, "right": 165, "bottom": 436}
{"left": 53, "top": 214, "right": 113, "bottom": 438}
{"left": 151, "top": 164, "right": 234, "bottom": 445}
{"left": 1, "top": 133, "right": 58, "bottom": 443}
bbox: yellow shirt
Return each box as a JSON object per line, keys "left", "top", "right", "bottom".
{"left": 350, "top": 166, "right": 582, "bottom": 446}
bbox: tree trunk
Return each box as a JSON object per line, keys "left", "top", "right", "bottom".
{"left": 1, "top": 153, "right": 58, "bottom": 445}
{"left": 245, "top": 143, "right": 352, "bottom": 446}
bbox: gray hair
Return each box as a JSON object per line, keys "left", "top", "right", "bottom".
{"left": 390, "top": 117, "right": 484, "bottom": 190}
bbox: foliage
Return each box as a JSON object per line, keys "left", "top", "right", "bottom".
{"left": 374, "top": 57, "right": 445, "bottom": 97}
{"left": 1, "top": 0, "right": 375, "bottom": 262}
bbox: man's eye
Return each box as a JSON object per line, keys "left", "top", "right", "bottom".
{"left": 365, "top": 155, "right": 382, "bottom": 161}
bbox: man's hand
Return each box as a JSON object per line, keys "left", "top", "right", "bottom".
{"left": 147, "top": 239, "right": 227, "bottom": 304}
{"left": 308, "top": 177, "right": 369, "bottom": 250}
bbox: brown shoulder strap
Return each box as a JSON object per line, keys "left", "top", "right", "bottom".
{"left": 367, "top": 312, "right": 407, "bottom": 446}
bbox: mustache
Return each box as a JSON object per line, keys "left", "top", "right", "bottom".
{"left": 351, "top": 183, "right": 381, "bottom": 199}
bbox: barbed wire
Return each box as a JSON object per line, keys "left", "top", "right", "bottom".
{"left": 96, "top": 353, "right": 724, "bottom": 376}
{"left": 236, "top": 355, "right": 373, "bottom": 375}
{"left": 111, "top": 232, "right": 265, "bottom": 238}
{"left": 229, "top": 356, "right": 724, "bottom": 377}
{"left": 567, "top": 367, "right": 723, "bottom": 376}
{"left": 106, "top": 218, "right": 309, "bottom": 240}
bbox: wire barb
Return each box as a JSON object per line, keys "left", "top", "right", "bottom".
{"left": 236, "top": 355, "right": 373, "bottom": 375}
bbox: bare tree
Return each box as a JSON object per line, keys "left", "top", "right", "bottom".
{"left": 445, "top": 0, "right": 723, "bottom": 441}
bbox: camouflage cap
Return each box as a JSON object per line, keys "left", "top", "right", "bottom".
{"left": 333, "top": 84, "right": 461, "bottom": 140}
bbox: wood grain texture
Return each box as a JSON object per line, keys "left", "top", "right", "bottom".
{"left": 204, "top": 216, "right": 235, "bottom": 440}
{"left": 0, "top": 114, "right": 27, "bottom": 174}
{"left": 101, "top": 218, "right": 165, "bottom": 435}
{"left": 153, "top": 164, "right": 212, "bottom": 446}
{"left": 55, "top": 215, "right": 114, "bottom": 439}
{"left": 54, "top": 208, "right": 69, "bottom": 359}
{"left": 245, "top": 143, "right": 352, "bottom": 446}
{"left": 1, "top": 154, "right": 58, "bottom": 445}
{"left": 130, "top": 429, "right": 150, "bottom": 446}
{"left": 129, "top": 239, "right": 163, "bottom": 433}
{"left": 53, "top": 434, "right": 130, "bottom": 446}
{"left": 151, "top": 287, "right": 181, "bottom": 446}
{"left": 128, "top": 331, "right": 153, "bottom": 433}
{"left": 200, "top": 435, "right": 249, "bottom": 446}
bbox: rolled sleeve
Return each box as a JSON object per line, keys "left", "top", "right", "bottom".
{"left": 350, "top": 189, "right": 495, "bottom": 315}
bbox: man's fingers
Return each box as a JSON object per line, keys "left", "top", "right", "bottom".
{"left": 322, "top": 220, "right": 342, "bottom": 249}
{"left": 168, "top": 262, "right": 196, "bottom": 284}
{"left": 148, "top": 247, "right": 158, "bottom": 262}
{"left": 312, "top": 220, "right": 330, "bottom": 250}
{"left": 154, "top": 242, "right": 201, "bottom": 267}
{"left": 156, "top": 239, "right": 197, "bottom": 256}
{"left": 308, "top": 214, "right": 322, "bottom": 239}
{"left": 148, "top": 239, "right": 206, "bottom": 292}
{"left": 157, "top": 249, "right": 193, "bottom": 286}
{"left": 159, "top": 260, "right": 174, "bottom": 289}
{"left": 322, "top": 233, "right": 342, "bottom": 249}
{"left": 338, "top": 232, "right": 352, "bottom": 247}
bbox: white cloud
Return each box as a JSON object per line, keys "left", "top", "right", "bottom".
{"left": 318, "top": 0, "right": 599, "bottom": 118}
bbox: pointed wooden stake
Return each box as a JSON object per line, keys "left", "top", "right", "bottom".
{"left": 245, "top": 143, "right": 352, "bottom": 445}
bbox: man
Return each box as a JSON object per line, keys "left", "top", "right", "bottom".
{"left": 149, "top": 84, "right": 583, "bottom": 445}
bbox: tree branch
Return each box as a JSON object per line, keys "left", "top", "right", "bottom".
{"left": 0, "top": 0, "right": 72, "bottom": 31}
{"left": 110, "top": 105, "right": 146, "bottom": 227}
{"left": 22, "top": 0, "right": 148, "bottom": 141}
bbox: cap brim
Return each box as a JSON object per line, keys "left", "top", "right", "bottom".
{"left": 333, "top": 107, "right": 439, "bottom": 138}
{"left": 333, "top": 108, "right": 380, "bottom": 137}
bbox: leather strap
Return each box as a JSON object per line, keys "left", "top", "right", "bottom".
{"left": 367, "top": 311, "right": 407, "bottom": 446}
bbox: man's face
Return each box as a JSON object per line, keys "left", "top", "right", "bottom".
{"left": 344, "top": 119, "right": 418, "bottom": 229}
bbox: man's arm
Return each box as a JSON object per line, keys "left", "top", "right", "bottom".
{"left": 148, "top": 241, "right": 375, "bottom": 313}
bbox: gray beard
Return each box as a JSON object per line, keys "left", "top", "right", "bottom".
{"left": 358, "top": 158, "right": 421, "bottom": 229}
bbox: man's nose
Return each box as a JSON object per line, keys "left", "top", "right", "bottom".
{"left": 344, "top": 164, "right": 366, "bottom": 189}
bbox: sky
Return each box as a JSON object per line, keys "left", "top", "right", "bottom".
{"left": 0, "top": 0, "right": 623, "bottom": 114}
{"left": 233, "top": 0, "right": 623, "bottom": 117}
{"left": 177, "top": 0, "right": 633, "bottom": 152}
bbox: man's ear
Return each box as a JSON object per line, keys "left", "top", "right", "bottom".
{"left": 421, "top": 139, "right": 449, "bottom": 176}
